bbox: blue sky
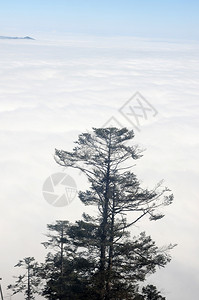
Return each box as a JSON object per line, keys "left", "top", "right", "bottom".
{"left": 1, "top": 0, "right": 199, "bottom": 39}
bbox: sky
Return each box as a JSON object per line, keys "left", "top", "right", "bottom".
{"left": 1, "top": 0, "right": 199, "bottom": 40}
{"left": 0, "top": 1, "right": 199, "bottom": 300}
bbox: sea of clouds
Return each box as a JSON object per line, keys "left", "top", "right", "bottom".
{"left": 0, "top": 35, "right": 199, "bottom": 299}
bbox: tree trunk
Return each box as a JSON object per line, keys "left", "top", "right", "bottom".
{"left": 99, "top": 134, "right": 112, "bottom": 300}
{"left": 0, "top": 282, "right": 4, "bottom": 300}
{"left": 105, "top": 191, "right": 115, "bottom": 300}
{"left": 60, "top": 225, "right": 64, "bottom": 276}
{"left": 27, "top": 262, "right": 30, "bottom": 300}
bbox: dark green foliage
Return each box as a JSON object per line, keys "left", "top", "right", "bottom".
{"left": 141, "top": 284, "right": 166, "bottom": 299}
{"left": 40, "top": 220, "right": 98, "bottom": 299}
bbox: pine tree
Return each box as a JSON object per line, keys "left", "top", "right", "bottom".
{"left": 40, "top": 220, "right": 98, "bottom": 300}
{"left": 7, "top": 257, "right": 41, "bottom": 300}
{"left": 54, "top": 127, "right": 174, "bottom": 299}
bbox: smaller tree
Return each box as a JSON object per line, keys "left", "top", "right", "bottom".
{"left": 40, "top": 220, "right": 95, "bottom": 300}
{"left": 7, "top": 257, "right": 41, "bottom": 300}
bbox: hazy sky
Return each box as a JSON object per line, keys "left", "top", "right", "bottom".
{"left": 1, "top": 0, "right": 199, "bottom": 39}
{"left": 0, "top": 1, "right": 199, "bottom": 300}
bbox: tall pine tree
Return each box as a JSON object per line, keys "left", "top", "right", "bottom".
{"left": 54, "top": 128, "right": 174, "bottom": 300}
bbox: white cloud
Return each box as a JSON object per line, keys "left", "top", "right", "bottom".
{"left": 0, "top": 35, "right": 199, "bottom": 299}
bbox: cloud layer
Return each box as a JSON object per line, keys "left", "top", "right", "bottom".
{"left": 0, "top": 35, "right": 199, "bottom": 299}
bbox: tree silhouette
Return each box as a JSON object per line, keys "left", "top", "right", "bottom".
{"left": 7, "top": 257, "right": 41, "bottom": 300}
{"left": 54, "top": 127, "right": 174, "bottom": 299}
